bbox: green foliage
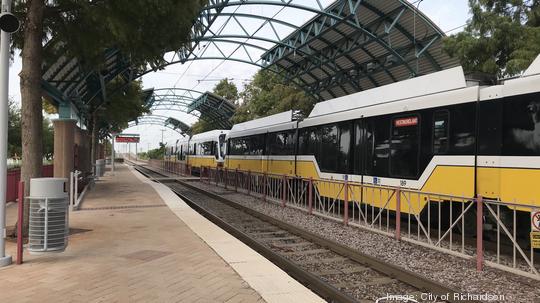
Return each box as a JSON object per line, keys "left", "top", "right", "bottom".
{"left": 42, "top": 117, "right": 54, "bottom": 160}
{"left": 233, "top": 70, "right": 315, "bottom": 123}
{"left": 444, "top": 0, "right": 540, "bottom": 76}
{"left": 14, "top": 0, "right": 206, "bottom": 69}
{"left": 95, "top": 78, "right": 149, "bottom": 138}
{"left": 8, "top": 99, "right": 54, "bottom": 160}
{"left": 213, "top": 78, "right": 239, "bottom": 104}
{"left": 191, "top": 119, "right": 214, "bottom": 134}
{"left": 8, "top": 99, "right": 22, "bottom": 158}
{"left": 145, "top": 142, "right": 166, "bottom": 159}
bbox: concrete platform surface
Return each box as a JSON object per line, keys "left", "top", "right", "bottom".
{"left": 0, "top": 165, "right": 264, "bottom": 303}
{"left": 128, "top": 166, "right": 324, "bottom": 303}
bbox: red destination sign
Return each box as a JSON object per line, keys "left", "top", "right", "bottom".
{"left": 116, "top": 136, "right": 140, "bottom": 143}
{"left": 394, "top": 117, "right": 418, "bottom": 127}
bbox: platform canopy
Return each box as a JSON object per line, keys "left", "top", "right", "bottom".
{"left": 259, "top": 0, "right": 459, "bottom": 100}
{"left": 42, "top": 45, "right": 139, "bottom": 122}
{"left": 41, "top": 0, "right": 458, "bottom": 124}
{"left": 186, "top": 92, "right": 236, "bottom": 129}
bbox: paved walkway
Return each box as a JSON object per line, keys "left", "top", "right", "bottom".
{"left": 0, "top": 165, "right": 265, "bottom": 303}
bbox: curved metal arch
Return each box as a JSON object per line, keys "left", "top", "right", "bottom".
{"left": 197, "top": 0, "right": 417, "bottom": 72}
{"left": 128, "top": 114, "right": 191, "bottom": 136}
{"left": 136, "top": 0, "right": 452, "bottom": 101}
{"left": 125, "top": 122, "right": 184, "bottom": 136}
{"left": 147, "top": 88, "right": 205, "bottom": 116}
{"left": 163, "top": 57, "right": 314, "bottom": 98}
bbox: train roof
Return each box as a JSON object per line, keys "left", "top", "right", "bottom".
{"left": 523, "top": 54, "right": 540, "bottom": 77}
{"left": 190, "top": 129, "right": 229, "bottom": 142}
{"left": 228, "top": 111, "right": 297, "bottom": 138}
{"left": 307, "top": 66, "right": 467, "bottom": 119}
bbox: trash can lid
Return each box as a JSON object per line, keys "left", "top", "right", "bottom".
{"left": 28, "top": 178, "right": 68, "bottom": 199}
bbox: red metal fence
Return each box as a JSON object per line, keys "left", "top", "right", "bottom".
{"left": 150, "top": 160, "right": 540, "bottom": 280}
{"left": 6, "top": 165, "right": 53, "bottom": 202}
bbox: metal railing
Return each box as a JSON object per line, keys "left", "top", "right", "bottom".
{"left": 153, "top": 160, "right": 540, "bottom": 280}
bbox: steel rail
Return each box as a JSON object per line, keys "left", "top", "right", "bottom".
{"left": 132, "top": 163, "right": 474, "bottom": 303}
{"left": 133, "top": 165, "right": 357, "bottom": 303}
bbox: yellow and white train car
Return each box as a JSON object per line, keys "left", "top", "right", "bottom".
{"left": 165, "top": 136, "right": 189, "bottom": 162}
{"left": 224, "top": 55, "right": 540, "bottom": 223}
{"left": 226, "top": 111, "right": 298, "bottom": 175}
{"left": 187, "top": 129, "right": 229, "bottom": 170}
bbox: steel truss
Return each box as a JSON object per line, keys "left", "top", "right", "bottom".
{"left": 43, "top": 0, "right": 457, "bottom": 124}
{"left": 127, "top": 114, "right": 190, "bottom": 136}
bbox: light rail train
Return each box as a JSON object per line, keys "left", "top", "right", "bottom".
{"left": 166, "top": 56, "right": 540, "bottom": 233}
{"left": 224, "top": 56, "right": 540, "bottom": 231}
{"left": 165, "top": 129, "right": 229, "bottom": 170}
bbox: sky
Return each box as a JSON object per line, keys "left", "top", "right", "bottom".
{"left": 7, "top": 0, "right": 471, "bottom": 153}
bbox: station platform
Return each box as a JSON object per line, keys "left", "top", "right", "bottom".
{"left": 0, "top": 164, "right": 323, "bottom": 303}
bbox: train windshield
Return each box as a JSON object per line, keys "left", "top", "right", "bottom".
{"left": 219, "top": 134, "right": 226, "bottom": 159}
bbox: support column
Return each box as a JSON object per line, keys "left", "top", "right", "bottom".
{"left": 52, "top": 119, "right": 77, "bottom": 178}
{"left": 80, "top": 129, "right": 91, "bottom": 175}
{"left": 73, "top": 127, "right": 82, "bottom": 171}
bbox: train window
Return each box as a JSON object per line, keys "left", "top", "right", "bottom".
{"left": 228, "top": 135, "right": 265, "bottom": 155}
{"left": 267, "top": 131, "right": 295, "bottom": 155}
{"left": 372, "top": 117, "right": 390, "bottom": 177}
{"left": 200, "top": 141, "right": 214, "bottom": 156}
{"left": 450, "top": 105, "right": 475, "bottom": 154}
{"left": 228, "top": 138, "right": 243, "bottom": 155}
{"left": 319, "top": 124, "right": 339, "bottom": 172}
{"left": 179, "top": 145, "right": 183, "bottom": 160}
{"left": 298, "top": 128, "right": 318, "bottom": 155}
{"left": 433, "top": 111, "right": 449, "bottom": 154}
{"left": 219, "top": 134, "right": 226, "bottom": 158}
{"left": 390, "top": 115, "right": 420, "bottom": 178}
{"left": 337, "top": 123, "right": 351, "bottom": 173}
{"left": 213, "top": 142, "right": 219, "bottom": 159}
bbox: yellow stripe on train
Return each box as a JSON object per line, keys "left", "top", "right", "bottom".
{"left": 225, "top": 157, "right": 538, "bottom": 214}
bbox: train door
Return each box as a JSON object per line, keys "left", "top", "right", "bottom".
{"left": 354, "top": 119, "right": 374, "bottom": 179}
{"left": 477, "top": 101, "right": 503, "bottom": 198}
{"left": 389, "top": 115, "right": 420, "bottom": 179}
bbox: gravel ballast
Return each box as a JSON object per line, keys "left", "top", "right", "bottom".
{"left": 191, "top": 181, "right": 540, "bottom": 303}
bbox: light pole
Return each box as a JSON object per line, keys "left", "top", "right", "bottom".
{"left": 111, "top": 134, "right": 116, "bottom": 173}
{"left": 0, "top": 0, "right": 19, "bottom": 267}
{"left": 160, "top": 129, "right": 165, "bottom": 146}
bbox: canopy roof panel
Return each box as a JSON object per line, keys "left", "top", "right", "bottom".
{"left": 260, "top": 0, "right": 459, "bottom": 100}
{"left": 187, "top": 92, "right": 237, "bottom": 129}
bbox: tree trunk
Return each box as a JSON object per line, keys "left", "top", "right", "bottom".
{"left": 19, "top": 0, "right": 45, "bottom": 235}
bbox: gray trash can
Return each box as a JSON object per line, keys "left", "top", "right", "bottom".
{"left": 28, "top": 178, "right": 69, "bottom": 253}
{"left": 95, "top": 159, "right": 105, "bottom": 177}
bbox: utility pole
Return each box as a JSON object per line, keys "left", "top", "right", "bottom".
{"left": 0, "top": 0, "right": 19, "bottom": 267}
{"left": 160, "top": 129, "right": 165, "bottom": 145}
{"left": 111, "top": 134, "right": 116, "bottom": 173}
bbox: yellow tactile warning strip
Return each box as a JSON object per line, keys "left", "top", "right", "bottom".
{"left": 0, "top": 165, "right": 264, "bottom": 303}
{"left": 129, "top": 165, "right": 326, "bottom": 303}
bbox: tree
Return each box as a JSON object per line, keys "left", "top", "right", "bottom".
{"left": 8, "top": 99, "right": 22, "bottom": 159}
{"left": 444, "top": 0, "right": 540, "bottom": 77}
{"left": 146, "top": 143, "right": 166, "bottom": 159}
{"left": 233, "top": 70, "right": 315, "bottom": 123}
{"left": 213, "top": 78, "right": 239, "bottom": 104}
{"left": 13, "top": 0, "right": 204, "bottom": 234}
{"left": 191, "top": 119, "right": 214, "bottom": 134}
{"left": 90, "top": 78, "right": 149, "bottom": 162}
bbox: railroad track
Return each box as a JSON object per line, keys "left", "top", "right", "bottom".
{"left": 132, "top": 163, "right": 469, "bottom": 303}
